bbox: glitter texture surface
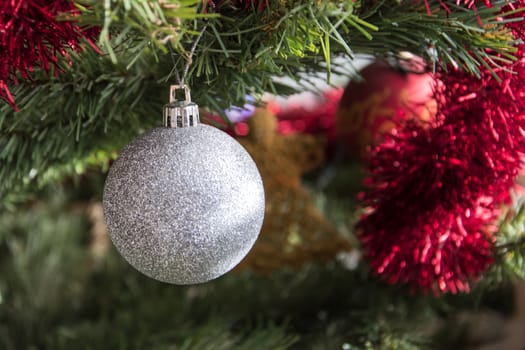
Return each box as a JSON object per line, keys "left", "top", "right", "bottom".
{"left": 103, "top": 125, "right": 265, "bottom": 284}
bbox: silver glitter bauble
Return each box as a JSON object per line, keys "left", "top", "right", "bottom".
{"left": 103, "top": 124, "right": 265, "bottom": 284}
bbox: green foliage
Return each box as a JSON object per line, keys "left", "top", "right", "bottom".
{"left": 490, "top": 198, "right": 525, "bottom": 282}
{"left": 355, "top": 1, "right": 522, "bottom": 78}
{"left": 0, "top": 186, "right": 297, "bottom": 350}
{"left": 1, "top": 175, "right": 522, "bottom": 350}
{"left": 0, "top": 189, "right": 92, "bottom": 349}
{"left": 0, "top": 45, "right": 163, "bottom": 210}
{"left": 77, "top": 0, "right": 216, "bottom": 62}
{"left": 1, "top": 0, "right": 523, "bottom": 209}
{"left": 0, "top": 180, "right": 440, "bottom": 350}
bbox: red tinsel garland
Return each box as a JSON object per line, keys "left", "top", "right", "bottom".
{"left": 360, "top": 199, "right": 496, "bottom": 294}
{"left": 358, "top": 6, "right": 525, "bottom": 294}
{"left": 0, "top": 0, "right": 94, "bottom": 110}
{"left": 502, "top": 0, "right": 525, "bottom": 40}
{"left": 358, "top": 121, "right": 501, "bottom": 294}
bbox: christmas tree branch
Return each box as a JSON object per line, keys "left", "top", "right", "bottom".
{"left": 496, "top": 235, "right": 525, "bottom": 260}
{"left": 76, "top": 0, "right": 216, "bottom": 62}
{"left": 354, "top": 0, "right": 522, "bottom": 76}
{"left": 0, "top": 45, "right": 164, "bottom": 209}
{"left": 1, "top": 0, "right": 523, "bottom": 208}
{"left": 488, "top": 200, "right": 525, "bottom": 282}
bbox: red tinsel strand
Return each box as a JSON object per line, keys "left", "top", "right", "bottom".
{"left": 436, "top": 76, "right": 525, "bottom": 201}
{"left": 359, "top": 34, "right": 525, "bottom": 293}
{"left": 357, "top": 122, "right": 498, "bottom": 293}
{"left": 501, "top": 0, "right": 525, "bottom": 40}
{"left": 360, "top": 122, "right": 508, "bottom": 214}
{"left": 0, "top": 0, "right": 93, "bottom": 110}
{"left": 358, "top": 125, "right": 499, "bottom": 294}
{"left": 419, "top": 0, "right": 492, "bottom": 15}
{"left": 359, "top": 200, "right": 495, "bottom": 294}
{"left": 359, "top": 47, "right": 525, "bottom": 293}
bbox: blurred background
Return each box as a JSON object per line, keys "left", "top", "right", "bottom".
{"left": 2, "top": 1, "right": 525, "bottom": 349}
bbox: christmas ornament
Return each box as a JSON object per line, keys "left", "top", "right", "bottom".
{"left": 235, "top": 108, "right": 352, "bottom": 273}
{"left": 336, "top": 56, "right": 436, "bottom": 158}
{"left": 103, "top": 85, "right": 265, "bottom": 284}
{"left": 0, "top": 0, "right": 97, "bottom": 109}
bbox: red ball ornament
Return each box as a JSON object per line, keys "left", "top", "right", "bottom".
{"left": 273, "top": 89, "right": 342, "bottom": 140}
{"left": 336, "top": 58, "right": 437, "bottom": 158}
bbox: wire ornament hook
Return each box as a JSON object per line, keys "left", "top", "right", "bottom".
{"left": 168, "top": 24, "right": 208, "bottom": 88}
{"left": 164, "top": 24, "right": 208, "bottom": 129}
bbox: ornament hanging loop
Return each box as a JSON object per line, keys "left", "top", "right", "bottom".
{"left": 163, "top": 84, "right": 200, "bottom": 128}
{"left": 169, "top": 84, "right": 192, "bottom": 103}
{"left": 164, "top": 24, "right": 207, "bottom": 129}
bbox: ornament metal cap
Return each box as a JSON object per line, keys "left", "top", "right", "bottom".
{"left": 163, "top": 85, "right": 200, "bottom": 128}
